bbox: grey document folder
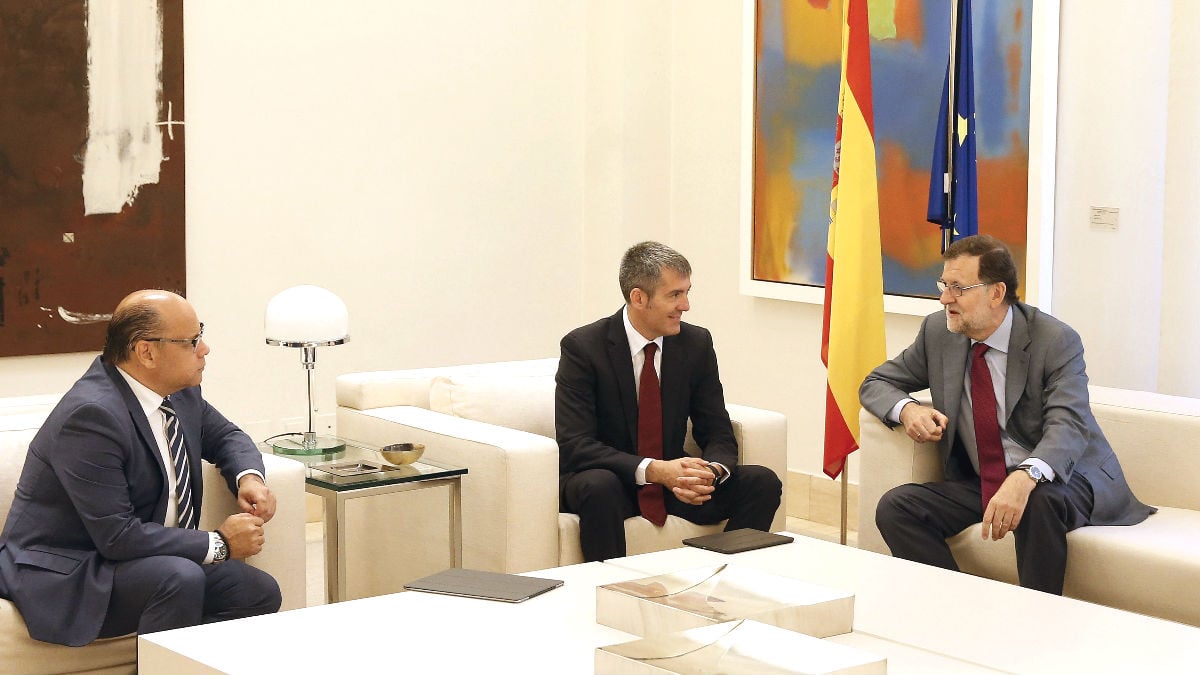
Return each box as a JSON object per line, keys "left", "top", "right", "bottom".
{"left": 404, "top": 568, "right": 563, "bottom": 603}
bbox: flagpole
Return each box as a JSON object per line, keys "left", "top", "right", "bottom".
{"left": 942, "top": 0, "right": 959, "bottom": 253}
{"left": 840, "top": 470, "right": 848, "bottom": 545}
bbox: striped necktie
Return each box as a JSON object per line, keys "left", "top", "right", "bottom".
{"left": 159, "top": 398, "right": 197, "bottom": 529}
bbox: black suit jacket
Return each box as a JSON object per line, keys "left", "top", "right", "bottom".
{"left": 0, "top": 357, "right": 265, "bottom": 646}
{"left": 555, "top": 309, "right": 737, "bottom": 488}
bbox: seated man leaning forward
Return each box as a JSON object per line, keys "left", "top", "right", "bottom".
{"left": 556, "top": 241, "right": 782, "bottom": 562}
{"left": 860, "top": 234, "right": 1155, "bottom": 594}
{"left": 0, "top": 290, "right": 281, "bottom": 647}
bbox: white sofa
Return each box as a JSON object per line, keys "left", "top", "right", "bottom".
{"left": 0, "top": 394, "right": 308, "bottom": 675}
{"left": 858, "top": 385, "right": 1200, "bottom": 626}
{"left": 335, "top": 358, "right": 787, "bottom": 573}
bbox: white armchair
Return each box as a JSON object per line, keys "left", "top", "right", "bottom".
{"left": 335, "top": 358, "right": 787, "bottom": 573}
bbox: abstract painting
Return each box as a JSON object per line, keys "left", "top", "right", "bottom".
{"left": 750, "top": 0, "right": 1033, "bottom": 300}
{"left": 0, "top": 0, "right": 184, "bottom": 357}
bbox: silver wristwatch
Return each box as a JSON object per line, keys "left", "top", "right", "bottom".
{"left": 213, "top": 530, "right": 230, "bottom": 563}
{"left": 1018, "top": 464, "right": 1048, "bottom": 484}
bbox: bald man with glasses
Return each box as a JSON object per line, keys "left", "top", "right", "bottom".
{"left": 0, "top": 290, "right": 281, "bottom": 647}
{"left": 860, "top": 235, "right": 1154, "bottom": 595}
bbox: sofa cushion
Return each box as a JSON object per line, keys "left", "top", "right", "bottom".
{"left": 428, "top": 374, "right": 556, "bottom": 439}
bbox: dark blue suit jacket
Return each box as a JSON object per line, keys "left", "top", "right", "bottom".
{"left": 0, "top": 357, "right": 264, "bottom": 646}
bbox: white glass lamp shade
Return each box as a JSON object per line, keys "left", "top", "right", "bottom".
{"left": 264, "top": 285, "right": 350, "bottom": 347}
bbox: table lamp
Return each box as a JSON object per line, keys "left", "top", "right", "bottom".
{"left": 264, "top": 285, "right": 350, "bottom": 455}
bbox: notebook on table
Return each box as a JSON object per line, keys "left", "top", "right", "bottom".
{"left": 682, "top": 529, "right": 794, "bottom": 554}
{"left": 403, "top": 567, "right": 563, "bottom": 603}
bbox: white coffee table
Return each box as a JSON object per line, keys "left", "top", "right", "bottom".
{"left": 607, "top": 534, "right": 1200, "bottom": 674}
{"left": 139, "top": 533, "right": 1200, "bottom": 674}
{"left": 138, "top": 562, "right": 644, "bottom": 674}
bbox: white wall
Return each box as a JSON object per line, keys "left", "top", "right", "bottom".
{"left": 2, "top": 1, "right": 588, "bottom": 441}
{"left": 1158, "top": 0, "right": 1200, "bottom": 397}
{"left": 3, "top": 0, "right": 1196, "bottom": 481}
{"left": 1051, "top": 0, "right": 1170, "bottom": 392}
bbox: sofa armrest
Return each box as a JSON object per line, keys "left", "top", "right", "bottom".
{"left": 725, "top": 403, "right": 788, "bottom": 532}
{"left": 198, "top": 452, "right": 308, "bottom": 611}
{"left": 337, "top": 406, "right": 560, "bottom": 574}
{"left": 856, "top": 407, "right": 945, "bottom": 555}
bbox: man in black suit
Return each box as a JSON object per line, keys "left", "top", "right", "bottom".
{"left": 556, "top": 241, "right": 781, "bottom": 562}
{"left": 0, "top": 290, "right": 280, "bottom": 646}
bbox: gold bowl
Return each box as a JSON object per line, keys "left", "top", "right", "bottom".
{"left": 378, "top": 442, "right": 425, "bottom": 465}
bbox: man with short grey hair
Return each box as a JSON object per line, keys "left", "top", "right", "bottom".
{"left": 556, "top": 241, "right": 781, "bottom": 562}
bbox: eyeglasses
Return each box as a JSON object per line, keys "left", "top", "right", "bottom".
{"left": 144, "top": 323, "right": 205, "bottom": 351}
{"left": 936, "top": 280, "right": 990, "bottom": 297}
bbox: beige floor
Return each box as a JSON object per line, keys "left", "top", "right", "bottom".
{"left": 304, "top": 517, "right": 857, "bottom": 608}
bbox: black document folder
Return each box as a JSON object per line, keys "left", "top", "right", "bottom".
{"left": 682, "top": 529, "right": 794, "bottom": 554}
{"left": 403, "top": 567, "right": 563, "bottom": 603}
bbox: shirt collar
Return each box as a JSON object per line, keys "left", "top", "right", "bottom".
{"left": 622, "top": 305, "right": 663, "bottom": 358}
{"left": 114, "top": 365, "right": 169, "bottom": 418}
{"left": 974, "top": 305, "right": 1014, "bottom": 354}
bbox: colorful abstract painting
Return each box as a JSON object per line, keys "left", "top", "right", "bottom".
{"left": 752, "top": 0, "right": 1032, "bottom": 299}
{"left": 0, "top": 0, "right": 185, "bottom": 357}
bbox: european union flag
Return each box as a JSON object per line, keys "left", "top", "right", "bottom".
{"left": 927, "top": 0, "right": 978, "bottom": 249}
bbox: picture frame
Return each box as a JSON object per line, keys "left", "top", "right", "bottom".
{"left": 738, "top": 0, "right": 1059, "bottom": 315}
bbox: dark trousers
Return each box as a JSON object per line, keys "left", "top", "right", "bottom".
{"left": 876, "top": 474, "right": 1093, "bottom": 594}
{"left": 560, "top": 464, "right": 782, "bottom": 562}
{"left": 97, "top": 556, "right": 281, "bottom": 638}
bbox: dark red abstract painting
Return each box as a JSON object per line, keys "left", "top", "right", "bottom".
{"left": 0, "top": 0, "right": 185, "bottom": 357}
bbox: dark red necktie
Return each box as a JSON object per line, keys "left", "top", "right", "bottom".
{"left": 971, "top": 343, "right": 1008, "bottom": 510}
{"left": 637, "top": 343, "right": 667, "bottom": 526}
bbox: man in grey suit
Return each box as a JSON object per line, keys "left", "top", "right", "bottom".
{"left": 0, "top": 290, "right": 280, "bottom": 646}
{"left": 860, "top": 235, "right": 1154, "bottom": 594}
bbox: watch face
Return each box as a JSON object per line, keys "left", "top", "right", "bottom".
{"left": 1026, "top": 465, "right": 1043, "bottom": 481}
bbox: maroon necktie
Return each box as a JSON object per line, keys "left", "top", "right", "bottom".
{"left": 637, "top": 343, "right": 667, "bottom": 526}
{"left": 971, "top": 343, "right": 1008, "bottom": 510}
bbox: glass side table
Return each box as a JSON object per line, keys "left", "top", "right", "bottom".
{"left": 265, "top": 438, "right": 467, "bottom": 603}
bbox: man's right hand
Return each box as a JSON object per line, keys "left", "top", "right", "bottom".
{"left": 218, "top": 512, "right": 266, "bottom": 559}
{"left": 899, "top": 402, "right": 949, "bottom": 443}
{"left": 646, "top": 457, "right": 716, "bottom": 506}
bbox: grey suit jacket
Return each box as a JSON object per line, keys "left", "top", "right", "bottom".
{"left": 0, "top": 357, "right": 265, "bottom": 646}
{"left": 860, "top": 303, "right": 1154, "bottom": 526}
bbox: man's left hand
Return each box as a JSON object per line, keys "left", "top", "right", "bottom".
{"left": 981, "top": 471, "right": 1037, "bottom": 541}
{"left": 238, "top": 475, "right": 277, "bottom": 523}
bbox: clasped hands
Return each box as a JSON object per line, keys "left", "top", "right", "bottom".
{"left": 899, "top": 402, "right": 1037, "bottom": 542}
{"left": 646, "top": 457, "right": 718, "bottom": 506}
{"left": 218, "top": 475, "right": 277, "bottom": 559}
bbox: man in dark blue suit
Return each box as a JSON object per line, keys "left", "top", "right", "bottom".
{"left": 556, "top": 242, "right": 781, "bottom": 562}
{"left": 0, "top": 290, "right": 280, "bottom": 646}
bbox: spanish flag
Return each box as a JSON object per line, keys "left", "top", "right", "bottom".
{"left": 820, "top": 0, "right": 886, "bottom": 480}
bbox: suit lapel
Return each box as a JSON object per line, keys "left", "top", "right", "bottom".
{"left": 103, "top": 360, "right": 168, "bottom": 479}
{"left": 660, "top": 333, "right": 686, "bottom": 432}
{"left": 1005, "top": 306, "right": 1031, "bottom": 421}
{"left": 101, "top": 360, "right": 173, "bottom": 523}
{"left": 941, "top": 332, "right": 970, "bottom": 448}
{"left": 605, "top": 311, "right": 639, "bottom": 445}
